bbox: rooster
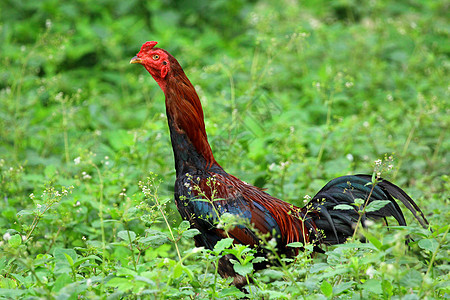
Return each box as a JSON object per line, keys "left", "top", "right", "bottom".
{"left": 130, "top": 41, "right": 429, "bottom": 288}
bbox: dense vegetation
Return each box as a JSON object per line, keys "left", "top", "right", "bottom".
{"left": 0, "top": 0, "right": 448, "bottom": 298}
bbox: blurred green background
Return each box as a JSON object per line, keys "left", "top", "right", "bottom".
{"left": 0, "top": 0, "right": 448, "bottom": 297}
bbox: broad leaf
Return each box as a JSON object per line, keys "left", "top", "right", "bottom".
{"left": 321, "top": 280, "right": 333, "bottom": 297}
{"left": 365, "top": 200, "right": 391, "bottom": 212}
{"left": 213, "top": 238, "right": 234, "bottom": 253}
{"left": 232, "top": 261, "right": 253, "bottom": 277}
{"left": 118, "top": 230, "right": 136, "bottom": 243}
{"left": 334, "top": 204, "right": 354, "bottom": 210}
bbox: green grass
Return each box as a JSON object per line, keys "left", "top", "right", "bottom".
{"left": 0, "top": 0, "right": 448, "bottom": 298}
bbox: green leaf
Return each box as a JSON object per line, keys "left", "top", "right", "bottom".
{"left": 72, "top": 255, "right": 103, "bottom": 268}
{"left": 0, "top": 289, "right": 25, "bottom": 297}
{"left": 232, "top": 261, "right": 253, "bottom": 277}
{"left": 139, "top": 230, "right": 169, "bottom": 247}
{"left": 118, "top": 230, "right": 136, "bottom": 243}
{"left": 354, "top": 198, "right": 365, "bottom": 206}
{"left": 182, "top": 228, "right": 200, "bottom": 239}
{"left": 365, "top": 200, "right": 391, "bottom": 212}
{"left": 107, "top": 129, "right": 134, "bottom": 151}
{"left": 17, "top": 209, "right": 34, "bottom": 217}
{"left": 287, "top": 241, "right": 303, "bottom": 248}
{"left": 8, "top": 234, "right": 22, "bottom": 248}
{"left": 44, "top": 164, "right": 57, "bottom": 178}
{"left": 334, "top": 204, "right": 354, "bottom": 210}
{"left": 53, "top": 248, "right": 77, "bottom": 264}
{"left": 400, "top": 269, "right": 422, "bottom": 288}
{"left": 11, "top": 273, "right": 30, "bottom": 289}
{"left": 53, "top": 273, "right": 73, "bottom": 292}
{"left": 173, "top": 263, "right": 183, "bottom": 278}
{"left": 363, "top": 279, "right": 382, "bottom": 294}
{"left": 381, "top": 279, "right": 393, "bottom": 297}
{"left": 333, "top": 281, "right": 355, "bottom": 295}
{"left": 418, "top": 238, "right": 438, "bottom": 252}
{"left": 0, "top": 277, "right": 17, "bottom": 289}
{"left": 218, "top": 287, "right": 246, "bottom": 298}
{"left": 0, "top": 257, "right": 6, "bottom": 270}
{"left": 106, "top": 277, "right": 133, "bottom": 292}
{"left": 213, "top": 238, "right": 234, "bottom": 253}
{"left": 365, "top": 231, "right": 382, "bottom": 250}
{"left": 321, "top": 280, "right": 333, "bottom": 297}
{"left": 63, "top": 253, "right": 74, "bottom": 266}
{"left": 252, "top": 256, "right": 267, "bottom": 264}
{"left": 177, "top": 220, "right": 190, "bottom": 233}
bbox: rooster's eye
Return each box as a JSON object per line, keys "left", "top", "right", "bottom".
{"left": 152, "top": 54, "right": 160, "bottom": 60}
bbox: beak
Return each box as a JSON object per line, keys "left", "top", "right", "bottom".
{"left": 130, "top": 56, "right": 142, "bottom": 64}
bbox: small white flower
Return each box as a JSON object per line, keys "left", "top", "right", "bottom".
{"left": 191, "top": 247, "right": 203, "bottom": 254}
{"left": 3, "top": 232, "right": 11, "bottom": 241}
{"left": 82, "top": 173, "right": 92, "bottom": 180}
{"left": 269, "top": 163, "right": 276, "bottom": 171}
{"left": 366, "top": 266, "right": 376, "bottom": 279}
{"left": 346, "top": 153, "right": 354, "bottom": 161}
{"left": 365, "top": 219, "right": 375, "bottom": 227}
{"left": 345, "top": 81, "right": 354, "bottom": 88}
{"left": 74, "top": 157, "right": 81, "bottom": 165}
{"left": 374, "top": 159, "right": 382, "bottom": 166}
{"left": 303, "top": 195, "right": 312, "bottom": 203}
{"left": 280, "top": 161, "right": 289, "bottom": 169}
{"left": 45, "top": 19, "right": 52, "bottom": 29}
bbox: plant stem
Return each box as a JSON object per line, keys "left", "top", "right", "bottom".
{"left": 125, "top": 225, "right": 138, "bottom": 272}
{"left": 91, "top": 163, "right": 106, "bottom": 272}
{"left": 61, "top": 99, "right": 70, "bottom": 165}
{"left": 352, "top": 180, "right": 377, "bottom": 241}
{"left": 425, "top": 225, "right": 448, "bottom": 277}
{"left": 156, "top": 200, "right": 182, "bottom": 262}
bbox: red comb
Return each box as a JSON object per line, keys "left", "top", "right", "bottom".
{"left": 138, "top": 41, "right": 158, "bottom": 55}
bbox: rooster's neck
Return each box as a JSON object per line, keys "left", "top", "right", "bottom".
{"left": 164, "top": 72, "right": 218, "bottom": 175}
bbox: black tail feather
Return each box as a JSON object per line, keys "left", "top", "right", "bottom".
{"left": 308, "top": 174, "right": 429, "bottom": 245}
{"left": 373, "top": 176, "right": 430, "bottom": 229}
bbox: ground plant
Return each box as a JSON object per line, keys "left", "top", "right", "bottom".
{"left": 0, "top": 0, "right": 448, "bottom": 299}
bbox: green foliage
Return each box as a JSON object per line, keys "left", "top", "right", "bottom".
{"left": 0, "top": 0, "right": 448, "bottom": 298}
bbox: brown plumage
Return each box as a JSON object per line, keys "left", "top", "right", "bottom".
{"left": 130, "top": 41, "right": 429, "bottom": 288}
